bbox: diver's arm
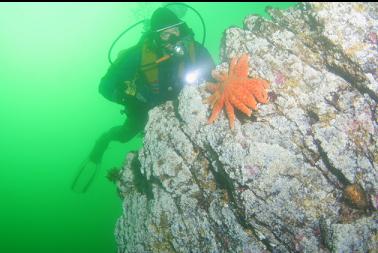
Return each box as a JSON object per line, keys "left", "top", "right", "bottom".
{"left": 99, "top": 47, "right": 140, "bottom": 105}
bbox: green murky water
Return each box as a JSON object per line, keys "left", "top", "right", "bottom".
{"left": 0, "top": 2, "right": 297, "bottom": 253}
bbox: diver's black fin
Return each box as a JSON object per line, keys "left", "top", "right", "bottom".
{"left": 71, "top": 158, "right": 100, "bottom": 193}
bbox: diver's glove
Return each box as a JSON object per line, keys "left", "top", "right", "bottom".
{"left": 123, "top": 80, "right": 149, "bottom": 104}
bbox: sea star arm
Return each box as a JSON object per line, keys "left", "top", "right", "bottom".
{"left": 212, "top": 70, "right": 227, "bottom": 82}
{"left": 205, "top": 82, "right": 219, "bottom": 93}
{"left": 225, "top": 100, "right": 235, "bottom": 129}
{"left": 229, "top": 93, "right": 252, "bottom": 117}
{"left": 232, "top": 54, "right": 250, "bottom": 77}
{"left": 207, "top": 95, "right": 225, "bottom": 124}
{"left": 245, "top": 79, "right": 270, "bottom": 103}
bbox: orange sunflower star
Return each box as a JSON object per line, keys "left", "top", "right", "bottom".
{"left": 204, "top": 54, "right": 270, "bottom": 129}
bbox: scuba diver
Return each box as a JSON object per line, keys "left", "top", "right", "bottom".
{"left": 72, "top": 6, "right": 215, "bottom": 192}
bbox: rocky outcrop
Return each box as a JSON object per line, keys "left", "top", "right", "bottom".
{"left": 114, "top": 3, "right": 377, "bottom": 252}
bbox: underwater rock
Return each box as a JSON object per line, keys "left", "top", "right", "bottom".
{"left": 319, "top": 215, "right": 377, "bottom": 252}
{"left": 115, "top": 3, "right": 377, "bottom": 252}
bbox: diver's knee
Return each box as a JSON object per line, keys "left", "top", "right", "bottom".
{"left": 118, "top": 134, "right": 131, "bottom": 143}
{"left": 118, "top": 129, "right": 140, "bottom": 143}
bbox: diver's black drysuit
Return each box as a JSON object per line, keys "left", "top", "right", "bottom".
{"left": 88, "top": 35, "right": 215, "bottom": 164}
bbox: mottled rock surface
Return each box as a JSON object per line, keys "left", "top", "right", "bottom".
{"left": 115, "top": 3, "right": 377, "bottom": 252}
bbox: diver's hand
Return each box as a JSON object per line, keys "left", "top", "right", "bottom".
{"left": 124, "top": 80, "right": 136, "bottom": 96}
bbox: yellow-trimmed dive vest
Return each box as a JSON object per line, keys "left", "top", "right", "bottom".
{"left": 139, "top": 37, "right": 197, "bottom": 92}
